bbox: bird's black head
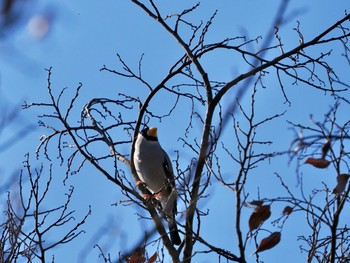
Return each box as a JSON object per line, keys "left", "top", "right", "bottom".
{"left": 140, "top": 127, "right": 158, "bottom": 141}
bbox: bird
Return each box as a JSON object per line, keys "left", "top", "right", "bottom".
{"left": 133, "top": 126, "right": 181, "bottom": 245}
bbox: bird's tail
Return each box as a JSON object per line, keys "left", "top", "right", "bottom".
{"left": 168, "top": 219, "right": 181, "bottom": 246}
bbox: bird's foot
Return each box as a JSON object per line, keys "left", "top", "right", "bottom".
{"left": 142, "top": 193, "right": 161, "bottom": 200}
{"left": 136, "top": 180, "right": 146, "bottom": 187}
{"left": 142, "top": 193, "right": 152, "bottom": 200}
{"left": 153, "top": 193, "right": 162, "bottom": 199}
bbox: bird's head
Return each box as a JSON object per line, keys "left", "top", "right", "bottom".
{"left": 140, "top": 126, "right": 158, "bottom": 141}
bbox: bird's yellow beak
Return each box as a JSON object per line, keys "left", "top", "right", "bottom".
{"left": 147, "top": 127, "right": 158, "bottom": 137}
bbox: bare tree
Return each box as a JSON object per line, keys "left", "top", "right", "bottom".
{"left": 13, "top": 1, "right": 350, "bottom": 262}
{"left": 0, "top": 155, "right": 90, "bottom": 263}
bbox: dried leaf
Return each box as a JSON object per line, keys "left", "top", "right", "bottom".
{"left": 128, "top": 247, "right": 146, "bottom": 263}
{"left": 305, "top": 158, "right": 330, "bottom": 169}
{"left": 148, "top": 252, "right": 158, "bottom": 263}
{"left": 332, "top": 173, "right": 350, "bottom": 195}
{"left": 282, "top": 206, "right": 293, "bottom": 215}
{"left": 254, "top": 232, "right": 281, "bottom": 254}
{"left": 249, "top": 205, "right": 271, "bottom": 233}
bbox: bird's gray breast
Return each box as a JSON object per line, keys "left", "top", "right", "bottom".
{"left": 134, "top": 137, "right": 166, "bottom": 193}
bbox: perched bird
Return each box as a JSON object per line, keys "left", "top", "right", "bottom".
{"left": 133, "top": 126, "right": 181, "bottom": 245}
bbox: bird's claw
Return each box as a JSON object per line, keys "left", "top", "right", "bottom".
{"left": 142, "top": 193, "right": 152, "bottom": 200}
{"left": 153, "top": 193, "right": 162, "bottom": 199}
{"left": 142, "top": 193, "right": 162, "bottom": 200}
{"left": 136, "top": 180, "right": 146, "bottom": 187}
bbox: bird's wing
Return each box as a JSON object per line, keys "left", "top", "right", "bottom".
{"left": 162, "top": 150, "right": 175, "bottom": 187}
{"left": 162, "top": 150, "right": 178, "bottom": 215}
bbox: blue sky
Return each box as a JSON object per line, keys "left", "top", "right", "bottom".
{"left": 1, "top": 1, "right": 350, "bottom": 262}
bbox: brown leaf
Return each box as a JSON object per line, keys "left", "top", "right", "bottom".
{"left": 148, "top": 252, "right": 158, "bottom": 263}
{"left": 254, "top": 232, "right": 281, "bottom": 254}
{"left": 332, "top": 173, "right": 350, "bottom": 195}
{"left": 282, "top": 206, "right": 293, "bottom": 215}
{"left": 305, "top": 158, "right": 330, "bottom": 168}
{"left": 249, "top": 205, "right": 271, "bottom": 233}
{"left": 128, "top": 247, "right": 146, "bottom": 263}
